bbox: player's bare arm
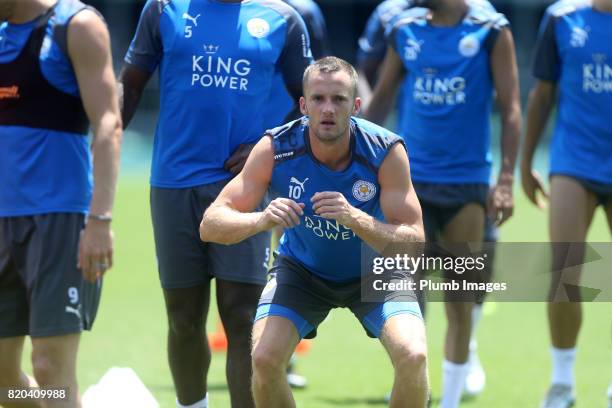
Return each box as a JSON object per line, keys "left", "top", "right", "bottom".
{"left": 489, "top": 27, "right": 521, "bottom": 225}
{"left": 200, "top": 136, "right": 305, "bottom": 245}
{"left": 363, "top": 46, "right": 405, "bottom": 121}
{"left": 69, "top": 9, "right": 122, "bottom": 281}
{"left": 118, "top": 64, "right": 152, "bottom": 129}
{"left": 311, "top": 143, "right": 424, "bottom": 253}
{"left": 521, "top": 80, "right": 557, "bottom": 208}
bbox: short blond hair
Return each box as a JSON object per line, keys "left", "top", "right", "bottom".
{"left": 303, "top": 56, "right": 358, "bottom": 98}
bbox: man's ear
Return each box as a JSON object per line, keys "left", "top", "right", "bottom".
{"left": 353, "top": 97, "right": 362, "bottom": 116}
{"left": 299, "top": 96, "right": 308, "bottom": 116}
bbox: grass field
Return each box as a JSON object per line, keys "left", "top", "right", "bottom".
{"left": 21, "top": 175, "right": 612, "bottom": 408}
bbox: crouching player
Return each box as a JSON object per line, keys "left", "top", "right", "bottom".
{"left": 200, "top": 57, "right": 428, "bottom": 408}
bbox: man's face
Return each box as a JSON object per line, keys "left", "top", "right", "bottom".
{"left": 0, "top": 0, "right": 17, "bottom": 21}
{"left": 300, "top": 71, "right": 361, "bottom": 144}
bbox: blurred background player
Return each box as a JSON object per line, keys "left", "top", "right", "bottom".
{"left": 521, "top": 0, "right": 612, "bottom": 407}
{"left": 357, "top": 0, "right": 500, "bottom": 398}
{"left": 118, "top": 1, "right": 312, "bottom": 407}
{"left": 200, "top": 56, "right": 429, "bottom": 408}
{"left": 0, "top": 0, "right": 122, "bottom": 406}
{"left": 365, "top": 1, "right": 521, "bottom": 407}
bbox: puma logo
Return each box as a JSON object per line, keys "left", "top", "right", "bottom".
{"left": 290, "top": 177, "right": 309, "bottom": 193}
{"left": 182, "top": 12, "right": 201, "bottom": 26}
{"left": 65, "top": 306, "right": 81, "bottom": 319}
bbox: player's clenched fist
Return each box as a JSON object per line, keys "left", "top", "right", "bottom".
{"left": 258, "top": 198, "right": 305, "bottom": 229}
{"left": 311, "top": 191, "right": 356, "bottom": 227}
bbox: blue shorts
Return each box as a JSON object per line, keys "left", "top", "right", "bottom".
{"left": 255, "top": 255, "right": 422, "bottom": 339}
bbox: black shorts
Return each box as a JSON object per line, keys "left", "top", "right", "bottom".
{"left": 151, "top": 179, "right": 271, "bottom": 289}
{"left": 0, "top": 214, "right": 102, "bottom": 338}
{"left": 563, "top": 175, "right": 612, "bottom": 207}
{"left": 413, "top": 183, "right": 489, "bottom": 242}
{"left": 255, "top": 255, "right": 422, "bottom": 339}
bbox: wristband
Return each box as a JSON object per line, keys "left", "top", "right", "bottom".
{"left": 87, "top": 213, "right": 112, "bottom": 222}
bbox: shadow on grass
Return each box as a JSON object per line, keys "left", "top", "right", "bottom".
{"left": 316, "top": 396, "right": 388, "bottom": 406}
{"left": 317, "top": 395, "right": 443, "bottom": 407}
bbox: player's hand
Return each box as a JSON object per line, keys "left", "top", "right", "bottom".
{"left": 224, "top": 143, "right": 256, "bottom": 175}
{"left": 488, "top": 175, "right": 514, "bottom": 226}
{"left": 311, "top": 191, "right": 356, "bottom": 226}
{"left": 78, "top": 219, "right": 114, "bottom": 282}
{"left": 521, "top": 167, "right": 549, "bottom": 209}
{"left": 258, "top": 198, "right": 305, "bottom": 229}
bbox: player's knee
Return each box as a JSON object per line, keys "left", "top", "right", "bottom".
{"left": 251, "top": 344, "right": 285, "bottom": 380}
{"left": 220, "top": 303, "right": 257, "bottom": 336}
{"left": 31, "top": 353, "right": 62, "bottom": 385}
{"left": 393, "top": 341, "right": 428, "bottom": 378}
{"left": 167, "top": 314, "right": 204, "bottom": 338}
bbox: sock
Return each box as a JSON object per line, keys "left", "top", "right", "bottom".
{"left": 177, "top": 393, "right": 208, "bottom": 408}
{"left": 550, "top": 347, "right": 576, "bottom": 387}
{"left": 469, "top": 304, "right": 483, "bottom": 354}
{"left": 441, "top": 360, "right": 469, "bottom": 408}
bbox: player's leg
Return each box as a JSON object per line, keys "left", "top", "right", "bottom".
{"left": 251, "top": 255, "right": 330, "bottom": 407}
{"left": 22, "top": 213, "right": 103, "bottom": 408}
{"left": 464, "top": 219, "right": 498, "bottom": 397}
{"left": 379, "top": 313, "right": 429, "bottom": 408}
{"left": 151, "top": 187, "right": 214, "bottom": 407}
{"left": 163, "top": 286, "right": 211, "bottom": 406}
{"left": 30, "top": 334, "right": 80, "bottom": 408}
{"left": 602, "top": 196, "right": 612, "bottom": 408}
{"left": 0, "top": 337, "right": 41, "bottom": 408}
{"left": 440, "top": 202, "right": 484, "bottom": 408}
{"left": 0, "top": 217, "right": 39, "bottom": 407}
{"left": 216, "top": 280, "right": 264, "bottom": 408}
{"left": 542, "top": 175, "right": 597, "bottom": 408}
{"left": 251, "top": 316, "right": 301, "bottom": 408}
{"left": 208, "top": 183, "right": 270, "bottom": 408}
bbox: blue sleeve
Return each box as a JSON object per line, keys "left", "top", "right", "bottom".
{"left": 357, "top": 7, "right": 387, "bottom": 66}
{"left": 532, "top": 12, "right": 560, "bottom": 82}
{"left": 278, "top": 9, "right": 313, "bottom": 89}
{"left": 124, "top": 0, "right": 164, "bottom": 73}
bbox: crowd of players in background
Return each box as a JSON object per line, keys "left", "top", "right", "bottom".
{"left": 0, "top": 0, "right": 611, "bottom": 408}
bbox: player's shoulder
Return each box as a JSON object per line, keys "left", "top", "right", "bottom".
{"left": 545, "top": 0, "right": 592, "bottom": 18}
{"left": 375, "top": 0, "right": 414, "bottom": 27}
{"left": 53, "top": 0, "right": 100, "bottom": 25}
{"left": 253, "top": 0, "right": 305, "bottom": 23}
{"left": 390, "top": 6, "right": 429, "bottom": 32}
{"left": 465, "top": 1, "right": 508, "bottom": 29}
{"left": 353, "top": 117, "right": 403, "bottom": 154}
{"left": 268, "top": 117, "right": 308, "bottom": 162}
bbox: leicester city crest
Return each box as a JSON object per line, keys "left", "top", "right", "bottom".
{"left": 458, "top": 34, "right": 480, "bottom": 58}
{"left": 247, "top": 18, "right": 270, "bottom": 39}
{"left": 352, "top": 180, "right": 377, "bottom": 202}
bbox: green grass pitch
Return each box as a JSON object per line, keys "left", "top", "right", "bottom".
{"left": 22, "top": 176, "right": 612, "bottom": 407}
